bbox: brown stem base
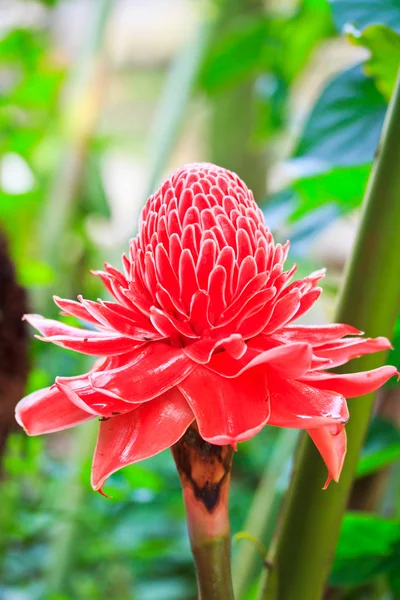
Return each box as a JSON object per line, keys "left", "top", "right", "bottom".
{"left": 172, "top": 425, "right": 234, "bottom": 600}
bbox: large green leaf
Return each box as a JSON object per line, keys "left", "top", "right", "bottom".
{"left": 330, "top": 513, "right": 400, "bottom": 586}
{"left": 199, "top": 15, "right": 268, "bottom": 93}
{"left": 329, "top": 0, "right": 400, "bottom": 34}
{"left": 267, "top": 0, "right": 334, "bottom": 84}
{"left": 357, "top": 416, "right": 400, "bottom": 477}
{"left": 295, "top": 64, "right": 387, "bottom": 166}
{"left": 349, "top": 24, "right": 400, "bottom": 100}
{"left": 289, "top": 164, "right": 370, "bottom": 220}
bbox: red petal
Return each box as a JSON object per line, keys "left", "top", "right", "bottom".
{"left": 183, "top": 334, "right": 246, "bottom": 364}
{"left": 15, "top": 386, "right": 93, "bottom": 435}
{"left": 315, "top": 336, "right": 392, "bottom": 368}
{"left": 300, "top": 366, "right": 398, "bottom": 398}
{"left": 308, "top": 425, "right": 347, "bottom": 488}
{"left": 53, "top": 296, "right": 102, "bottom": 327}
{"left": 207, "top": 342, "right": 312, "bottom": 379}
{"left": 25, "top": 314, "right": 105, "bottom": 338}
{"left": 262, "top": 289, "right": 302, "bottom": 334}
{"left": 289, "top": 287, "right": 323, "bottom": 322}
{"left": 267, "top": 377, "right": 349, "bottom": 428}
{"left": 90, "top": 342, "right": 196, "bottom": 402}
{"left": 38, "top": 335, "right": 136, "bottom": 356}
{"left": 274, "top": 324, "right": 362, "bottom": 346}
{"left": 91, "top": 388, "right": 194, "bottom": 490}
{"left": 25, "top": 314, "right": 136, "bottom": 356}
{"left": 178, "top": 366, "right": 270, "bottom": 444}
{"left": 55, "top": 376, "right": 134, "bottom": 417}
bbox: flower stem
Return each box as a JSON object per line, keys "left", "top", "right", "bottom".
{"left": 259, "top": 70, "right": 400, "bottom": 600}
{"left": 171, "top": 426, "right": 234, "bottom": 600}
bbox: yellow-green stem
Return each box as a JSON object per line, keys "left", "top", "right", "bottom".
{"left": 209, "top": 0, "right": 266, "bottom": 201}
{"left": 259, "top": 69, "right": 400, "bottom": 600}
{"left": 172, "top": 426, "right": 234, "bottom": 600}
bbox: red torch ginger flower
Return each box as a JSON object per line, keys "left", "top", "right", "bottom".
{"left": 16, "top": 163, "right": 398, "bottom": 490}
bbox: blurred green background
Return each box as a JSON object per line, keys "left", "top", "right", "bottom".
{"left": 1, "top": 0, "right": 400, "bottom": 598}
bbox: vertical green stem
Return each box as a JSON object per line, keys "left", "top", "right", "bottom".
{"left": 46, "top": 420, "right": 99, "bottom": 594}
{"left": 144, "top": 17, "right": 212, "bottom": 199}
{"left": 233, "top": 429, "right": 299, "bottom": 599}
{"left": 259, "top": 70, "right": 400, "bottom": 600}
{"left": 209, "top": 0, "right": 266, "bottom": 200}
{"left": 38, "top": 0, "right": 112, "bottom": 308}
{"left": 171, "top": 425, "right": 234, "bottom": 600}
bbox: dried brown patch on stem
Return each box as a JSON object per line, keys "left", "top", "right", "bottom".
{"left": 172, "top": 425, "right": 233, "bottom": 513}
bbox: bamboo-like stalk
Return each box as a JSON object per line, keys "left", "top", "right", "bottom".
{"left": 259, "top": 70, "right": 400, "bottom": 600}
{"left": 233, "top": 429, "right": 299, "bottom": 599}
{"left": 42, "top": 0, "right": 113, "bottom": 594}
{"left": 37, "top": 0, "right": 112, "bottom": 309}
{"left": 143, "top": 16, "right": 212, "bottom": 200}
{"left": 209, "top": 0, "right": 266, "bottom": 201}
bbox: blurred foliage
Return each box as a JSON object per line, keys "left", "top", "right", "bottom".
{"left": 357, "top": 417, "right": 400, "bottom": 478}
{"left": 348, "top": 24, "right": 400, "bottom": 100}
{"left": 294, "top": 65, "right": 386, "bottom": 166}
{"left": 329, "top": 0, "right": 400, "bottom": 34}
{"left": 1, "top": 0, "right": 400, "bottom": 598}
{"left": 331, "top": 512, "right": 400, "bottom": 591}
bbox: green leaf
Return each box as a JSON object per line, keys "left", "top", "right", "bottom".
{"left": 388, "top": 567, "right": 400, "bottom": 596}
{"left": 348, "top": 24, "right": 400, "bottom": 100}
{"left": 329, "top": 0, "right": 400, "bottom": 34}
{"left": 295, "top": 64, "right": 387, "bottom": 166}
{"left": 357, "top": 416, "right": 400, "bottom": 477}
{"left": 267, "top": 0, "right": 334, "bottom": 84}
{"left": 330, "top": 513, "right": 400, "bottom": 586}
{"left": 199, "top": 15, "right": 267, "bottom": 93}
{"left": 289, "top": 164, "right": 370, "bottom": 220}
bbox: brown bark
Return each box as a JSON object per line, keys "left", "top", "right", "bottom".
{"left": 0, "top": 231, "right": 29, "bottom": 458}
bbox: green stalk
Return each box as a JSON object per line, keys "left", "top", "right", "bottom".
{"left": 259, "top": 71, "right": 400, "bottom": 600}
{"left": 46, "top": 420, "right": 99, "bottom": 594}
{"left": 233, "top": 429, "right": 299, "bottom": 599}
{"left": 38, "top": 0, "right": 112, "bottom": 308}
{"left": 209, "top": 0, "right": 266, "bottom": 201}
{"left": 171, "top": 425, "right": 234, "bottom": 600}
{"left": 144, "top": 16, "right": 212, "bottom": 199}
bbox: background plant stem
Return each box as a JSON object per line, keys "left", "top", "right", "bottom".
{"left": 209, "top": 0, "right": 266, "bottom": 201}
{"left": 38, "top": 0, "right": 112, "bottom": 308}
{"left": 259, "top": 69, "right": 400, "bottom": 600}
{"left": 233, "top": 429, "right": 299, "bottom": 599}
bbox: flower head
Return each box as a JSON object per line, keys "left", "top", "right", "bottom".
{"left": 16, "top": 163, "right": 398, "bottom": 490}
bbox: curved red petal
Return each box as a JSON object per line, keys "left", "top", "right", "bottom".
{"left": 178, "top": 366, "right": 270, "bottom": 445}
{"left": 90, "top": 342, "right": 196, "bottom": 402}
{"left": 25, "top": 314, "right": 104, "bottom": 338}
{"left": 53, "top": 296, "right": 102, "bottom": 327}
{"left": 299, "top": 365, "right": 398, "bottom": 398}
{"left": 15, "top": 386, "right": 93, "bottom": 435}
{"left": 25, "top": 313, "right": 137, "bottom": 356}
{"left": 36, "top": 333, "right": 137, "bottom": 356}
{"left": 274, "top": 324, "right": 362, "bottom": 346}
{"left": 315, "top": 336, "right": 392, "bottom": 368}
{"left": 55, "top": 377, "right": 134, "bottom": 417}
{"left": 183, "top": 334, "right": 246, "bottom": 364}
{"left": 91, "top": 388, "right": 194, "bottom": 490}
{"left": 262, "top": 289, "right": 301, "bottom": 334}
{"left": 206, "top": 342, "right": 312, "bottom": 379}
{"left": 267, "top": 377, "right": 349, "bottom": 428}
{"left": 308, "top": 425, "right": 347, "bottom": 488}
